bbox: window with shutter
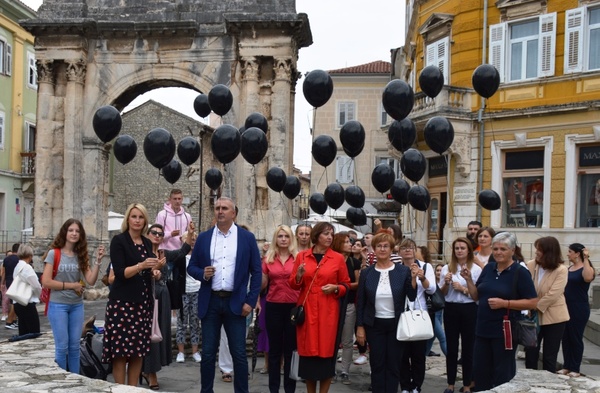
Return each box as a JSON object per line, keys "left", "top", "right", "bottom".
{"left": 336, "top": 156, "right": 354, "bottom": 183}
{"left": 489, "top": 23, "right": 506, "bottom": 83}
{"left": 0, "top": 112, "right": 5, "bottom": 149}
{"left": 337, "top": 102, "right": 356, "bottom": 128}
{"left": 28, "top": 52, "right": 37, "bottom": 88}
{"left": 0, "top": 40, "right": 4, "bottom": 74}
{"left": 539, "top": 13, "right": 556, "bottom": 77}
{"left": 589, "top": 7, "right": 600, "bottom": 71}
{"left": 564, "top": 7, "right": 584, "bottom": 74}
{"left": 426, "top": 37, "right": 450, "bottom": 85}
{"left": 5, "top": 44, "right": 11, "bottom": 76}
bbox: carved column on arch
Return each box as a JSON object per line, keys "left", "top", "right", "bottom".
{"left": 63, "top": 58, "right": 87, "bottom": 222}
{"left": 33, "top": 60, "right": 58, "bottom": 239}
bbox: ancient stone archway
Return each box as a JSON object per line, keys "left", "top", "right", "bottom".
{"left": 22, "top": 0, "right": 312, "bottom": 245}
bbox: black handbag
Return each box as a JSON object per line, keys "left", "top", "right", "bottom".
{"left": 513, "top": 315, "right": 538, "bottom": 348}
{"left": 423, "top": 263, "right": 445, "bottom": 312}
{"left": 166, "top": 279, "right": 182, "bottom": 310}
{"left": 290, "top": 261, "right": 321, "bottom": 326}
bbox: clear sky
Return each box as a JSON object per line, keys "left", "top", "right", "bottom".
{"left": 20, "top": 0, "right": 404, "bottom": 174}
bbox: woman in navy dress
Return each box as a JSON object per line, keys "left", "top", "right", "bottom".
{"left": 558, "top": 243, "right": 595, "bottom": 377}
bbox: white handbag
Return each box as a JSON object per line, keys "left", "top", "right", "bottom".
{"left": 6, "top": 265, "right": 33, "bottom": 306}
{"left": 396, "top": 296, "right": 434, "bottom": 341}
{"left": 289, "top": 350, "right": 301, "bottom": 381}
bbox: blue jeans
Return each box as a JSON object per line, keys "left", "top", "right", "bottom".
{"left": 201, "top": 295, "right": 249, "bottom": 393}
{"left": 47, "top": 301, "right": 84, "bottom": 373}
{"left": 426, "top": 309, "right": 447, "bottom": 356}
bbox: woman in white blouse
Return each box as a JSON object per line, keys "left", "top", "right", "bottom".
{"left": 474, "top": 227, "right": 496, "bottom": 268}
{"left": 398, "top": 238, "right": 437, "bottom": 393}
{"left": 440, "top": 238, "right": 482, "bottom": 393}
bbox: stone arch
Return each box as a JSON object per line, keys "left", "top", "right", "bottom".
{"left": 21, "top": 0, "right": 312, "bottom": 244}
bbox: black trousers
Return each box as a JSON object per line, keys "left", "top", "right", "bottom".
{"left": 444, "top": 302, "right": 477, "bottom": 386}
{"left": 265, "top": 301, "right": 297, "bottom": 393}
{"left": 365, "top": 317, "right": 405, "bottom": 393}
{"left": 14, "top": 302, "right": 40, "bottom": 336}
{"left": 525, "top": 321, "right": 566, "bottom": 372}
{"left": 399, "top": 338, "right": 427, "bottom": 392}
{"left": 562, "top": 302, "right": 589, "bottom": 372}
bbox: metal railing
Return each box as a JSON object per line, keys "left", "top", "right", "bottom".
{"left": 20, "top": 151, "right": 36, "bottom": 175}
{"left": 0, "top": 230, "right": 31, "bottom": 258}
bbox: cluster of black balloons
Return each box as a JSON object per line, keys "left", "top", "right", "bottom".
{"left": 93, "top": 106, "right": 202, "bottom": 185}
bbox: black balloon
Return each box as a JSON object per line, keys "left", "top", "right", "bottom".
{"left": 303, "top": 69, "right": 334, "bottom": 108}
{"left": 283, "top": 176, "right": 301, "bottom": 200}
{"left": 390, "top": 179, "right": 410, "bottom": 204}
{"left": 408, "top": 185, "right": 431, "bottom": 211}
{"left": 345, "top": 185, "right": 365, "bottom": 208}
{"left": 177, "top": 136, "right": 201, "bottom": 166}
{"left": 211, "top": 124, "right": 241, "bottom": 164}
{"left": 241, "top": 127, "right": 268, "bottom": 165}
{"left": 162, "top": 160, "right": 182, "bottom": 184}
{"left": 382, "top": 79, "right": 414, "bottom": 121}
{"left": 93, "top": 105, "right": 122, "bottom": 143}
{"left": 193, "top": 94, "right": 211, "bottom": 117}
{"left": 424, "top": 116, "right": 454, "bottom": 154}
{"left": 324, "top": 183, "right": 344, "bottom": 210}
{"left": 339, "top": 120, "right": 366, "bottom": 158}
{"left": 388, "top": 119, "right": 416, "bottom": 153}
{"left": 205, "top": 168, "right": 223, "bottom": 190}
{"left": 208, "top": 84, "right": 233, "bottom": 116}
{"left": 419, "top": 65, "right": 444, "bottom": 98}
{"left": 244, "top": 112, "right": 268, "bottom": 133}
{"left": 346, "top": 207, "right": 367, "bottom": 226}
{"left": 371, "top": 163, "right": 396, "bottom": 193}
{"left": 400, "top": 148, "right": 427, "bottom": 183}
{"left": 143, "top": 128, "right": 176, "bottom": 169}
{"left": 113, "top": 135, "right": 137, "bottom": 164}
{"left": 472, "top": 64, "right": 500, "bottom": 99}
{"left": 266, "top": 167, "right": 287, "bottom": 192}
{"left": 478, "top": 189, "right": 501, "bottom": 211}
{"left": 309, "top": 193, "right": 328, "bottom": 215}
{"left": 312, "top": 135, "right": 337, "bottom": 167}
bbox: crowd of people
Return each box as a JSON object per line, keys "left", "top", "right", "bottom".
{"left": 0, "top": 195, "right": 598, "bottom": 393}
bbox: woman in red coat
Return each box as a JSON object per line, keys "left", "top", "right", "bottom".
{"left": 289, "top": 221, "right": 350, "bottom": 393}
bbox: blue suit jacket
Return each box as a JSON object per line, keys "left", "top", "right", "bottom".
{"left": 356, "top": 263, "right": 416, "bottom": 327}
{"left": 187, "top": 224, "right": 262, "bottom": 319}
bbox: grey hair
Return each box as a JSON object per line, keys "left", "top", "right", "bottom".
{"left": 17, "top": 244, "right": 34, "bottom": 259}
{"left": 492, "top": 232, "right": 516, "bottom": 249}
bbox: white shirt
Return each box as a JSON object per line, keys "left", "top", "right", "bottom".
{"left": 409, "top": 260, "right": 436, "bottom": 311}
{"left": 185, "top": 255, "right": 201, "bottom": 293}
{"left": 374, "top": 265, "right": 395, "bottom": 319}
{"left": 439, "top": 263, "right": 482, "bottom": 303}
{"left": 210, "top": 224, "right": 238, "bottom": 291}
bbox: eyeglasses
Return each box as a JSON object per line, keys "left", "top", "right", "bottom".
{"left": 150, "top": 230, "right": 164, "bottom": 237}
{"left": 375, "top": 244, "right": 391, "bottom": 250}
{"left": 399, "top": 247, "right": 415, "bottom": 251}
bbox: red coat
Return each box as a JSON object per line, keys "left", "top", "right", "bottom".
{"left": 289, "top": 248, "right": 350, "bottom": 358}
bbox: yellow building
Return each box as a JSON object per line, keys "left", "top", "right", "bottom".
{"left": 0, "top": 0, "right": 36, "bottom": 248}
{"left": 396, "top": 0, "right": 600, "bottom": 258}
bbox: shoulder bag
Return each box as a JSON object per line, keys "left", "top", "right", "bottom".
{"left": 40, "top": 248, "right": 61, "bottom": 315}
{"left": 423, "top": 263, "right": 445, "bottom": 312}
{"left": 6, "top": 264, "right": 33, "bottom": 306}
{"left": 150, "top": 279, "right": 163, "bottom": 343}
{"left": 510, "top": 265, "right": 538, "bottom": 348}
{"left": 290, "top": 262, "right": 321, "bottom": 326}
{"left": 397, "top": 294, "right": 434, "bottom": 341}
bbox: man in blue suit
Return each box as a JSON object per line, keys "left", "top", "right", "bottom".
{"left": 188, "top": 197, "right": 262, "bottom": 393}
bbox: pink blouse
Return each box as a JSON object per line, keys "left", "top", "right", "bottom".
{"left": 262, "top": 255, "right": 300, "bottom": 304}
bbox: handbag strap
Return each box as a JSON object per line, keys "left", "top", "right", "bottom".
{"left": 52, "top": 248, "right": 61, "bottom": 279}
{"left": 300, "top": 259, "right": 322, "bottom": 307}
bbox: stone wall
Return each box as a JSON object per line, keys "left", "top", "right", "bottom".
{"left": 112, "top": 100, "right": 217, "bottom": 231}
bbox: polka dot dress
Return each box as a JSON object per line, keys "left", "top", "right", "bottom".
{"left": 102, "top": 242, "right": 152, "bottom": 362}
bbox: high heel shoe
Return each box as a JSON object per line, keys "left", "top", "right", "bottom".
{"left": 139, "top": 373, "right": 150, "bottom": 386}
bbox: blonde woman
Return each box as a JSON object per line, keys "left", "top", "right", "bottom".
{"left": 262, "top": 225, "right": 300, "bottom": 393}
{"left": 295, "top": 224, "right": 312, "bottom": 251}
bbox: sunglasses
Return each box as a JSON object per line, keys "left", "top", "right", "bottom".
{"left": 150, "top": 230, "right": 164, "bottom": 237}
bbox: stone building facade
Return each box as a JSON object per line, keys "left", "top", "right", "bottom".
{"left": 111, "top": 100, "right": 215, "bottom": 232}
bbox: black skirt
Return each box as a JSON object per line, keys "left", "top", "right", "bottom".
{"left": 299, "top": 355, "right": 335, "bottom": 381}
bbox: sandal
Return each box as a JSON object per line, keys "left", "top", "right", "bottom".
{"left": 567, "top": 372, "right": 581, "bottom": 378}
{"left": 221, "top": 372, "right": 232, "bottom": 382}
{"left": 556, "top": 369, "right": 570, "bottom": 375}
{"left": 259, "top": 367, "right": 268, "bottom": 374}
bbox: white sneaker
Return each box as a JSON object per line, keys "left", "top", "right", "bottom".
{"left": 401, "top": 390, "right": 410, "bottom": 393}
{"left": 192, "top": 352, "right": 202, "bottom": 363}
{"left": 176, "top": 352, "right": 185, "bottom": 363}
{"left": 337, "top": 355, "right": 342, "bottom": 363}
{"left": 353, "top": 354, "right": 368, "bottom": 365}
{"left": 1, "top": 315, "right": 6, "bottom": 321}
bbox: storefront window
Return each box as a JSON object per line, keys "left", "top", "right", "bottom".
{"left": 576, "top": 144, "right": 600, "bottom": 227}
{"left": 502, "top": 150, "right": 544, "bottom": 227}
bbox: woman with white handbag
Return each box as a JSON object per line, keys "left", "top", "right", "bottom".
{"left": 9, "top": 244, "right": 42, "bottom": 335}
{"left": 356, "top": 231, "right": 417, "bottom": 393}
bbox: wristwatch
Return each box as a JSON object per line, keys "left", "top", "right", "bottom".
{"left": 463, "top": 288, "right": 469, "bottom": 296}
{"left": 334, "top": 286, "right": 339, "bottom": 294}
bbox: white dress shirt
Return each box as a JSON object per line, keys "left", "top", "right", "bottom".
{"left": 210, "top": 224, "right": 238, "bottom": 291}
{"left": 439, "top": 263, "right": 482, "bottom": 303}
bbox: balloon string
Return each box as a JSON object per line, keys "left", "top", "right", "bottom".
{"left": 156, "top": 169, "right": 162, "bottom": 223}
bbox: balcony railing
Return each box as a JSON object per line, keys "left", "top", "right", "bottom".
{"left": 20, "top": 152, "right": 36, "bottom": 175}
{"left": 410, "top": 86, "right": 473, "bottom": 120}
